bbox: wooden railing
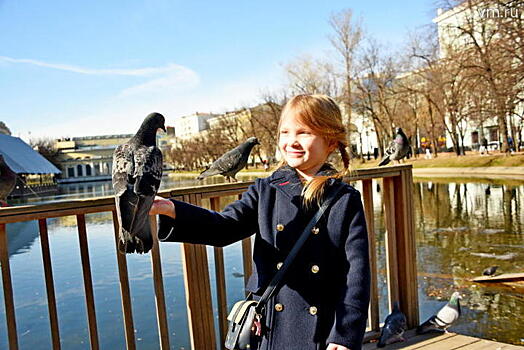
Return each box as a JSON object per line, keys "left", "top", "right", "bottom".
{"left": 0, "top": 164, "right": 418, "bottom": 350}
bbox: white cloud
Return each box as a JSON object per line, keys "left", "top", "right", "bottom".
{"left": 0, "top": 55, "right": 194, "bottom": 77}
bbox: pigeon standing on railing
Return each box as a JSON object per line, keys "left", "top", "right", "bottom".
{"left": 377, "top": 301, "right": 408, "bottom": 347}
{"left": 379, "top": 127, "right": 410, "bottom": 166}
{"left": 0, "top": 154, "right": 16, "bottom": 207}
{"left": 197, "top": 137, "right": 260, "bottom": 182}
{"left": 416, "top": 291, "right": 462, "bottom": 334}
{"left": 112, "top": 113, "right": 165, "bottom": 254}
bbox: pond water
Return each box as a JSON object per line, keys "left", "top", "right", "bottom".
{"left": 1, "top": 173, "right": 523, "bottom": 348}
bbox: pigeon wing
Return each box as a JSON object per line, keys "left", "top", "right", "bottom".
{"left": 112, "top": 144, "right": 139, "bottom": 253}
{"left": 128, "top": 146, "right": 163, "bottom": 253}
{"left": 209, "top": 147, "right": 243, "bottom": 174}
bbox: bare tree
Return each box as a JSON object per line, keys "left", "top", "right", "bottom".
{"left": 284, "top": 55, "right": 340, "bottom": 96}
{"left": 329, "top": 8, "right": 364, "bottom": 128}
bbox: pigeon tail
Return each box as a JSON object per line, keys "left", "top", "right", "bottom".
{"left": 378, "top": 156, "right": 391, "bottom": 166}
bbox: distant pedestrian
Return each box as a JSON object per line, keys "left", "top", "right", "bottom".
{"left": 480, "top": 137, "right": 488, "bottom": 155}
{"left": 424, "top": 148, "right": 432, "bottom": 159}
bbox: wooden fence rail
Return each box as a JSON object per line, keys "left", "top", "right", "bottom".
{"left": 0, "top": 165, "right": 417, "bottom": 349}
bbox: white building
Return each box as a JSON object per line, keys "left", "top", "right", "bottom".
{"left": 433, "top": 2, "right": 523, "bottom": 151}
{"left": 173, "top": 112, "right": 217, "bottom": 140}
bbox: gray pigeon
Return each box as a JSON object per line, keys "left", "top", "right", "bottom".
{"left": 379, "top": 128, "right": 410, "bottom": 166}
{"left": 112, "top": 113, "right": 165, "bottom": 254}
{"left": 483, "top": 266, "right": 498, "bottom": 276}
{"left": 416, "top": 291, "right": 462, "bottom": 334}
{"left": 197, "top": 137, "right": 260, "bottom": 182}
{"left": 0, "top": 154, "right": 16, "bottom": 207}
{"left": 378, "top": 301, "right": 407, "bottom": 347}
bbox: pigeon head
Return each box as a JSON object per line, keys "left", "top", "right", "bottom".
{"left": 449, "top": 291, "right": 462, "bottom": 305}
{"left": 144, "top": 112, "right": 166, "bottom": 133}
{"left": 247, "top": 137, "right": 260, "bottom": 146}
{"left": 135, "top": 112, "right": 166, "bottom": 146}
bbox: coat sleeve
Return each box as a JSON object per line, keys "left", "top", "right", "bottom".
{"left": 156, "top": 179, "right": 260, "bottom": 247}
{"left": 326, "top": 191, "right": 371, "bottom": 350}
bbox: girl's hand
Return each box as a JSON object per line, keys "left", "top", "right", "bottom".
{"left": 327, "top": 344, "right": 350, "bottom": 350}
{"left": 149, "top": 196, "right": 176, "bottom": 218}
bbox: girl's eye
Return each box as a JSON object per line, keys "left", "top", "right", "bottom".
{"left": 279, "top": 130, "right": 288, "bottom": 134}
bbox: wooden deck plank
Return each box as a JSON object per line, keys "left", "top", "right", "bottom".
{"left": 459, "top": 339, "right": 524, "bottom": 349}
{"left": 363, "top": 330, "right": 455, "bottom": 350}
{"left": 418, "top": 334, "right": 480, "bottom": 349}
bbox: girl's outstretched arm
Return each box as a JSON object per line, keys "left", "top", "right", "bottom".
{"left": 149, "top": 179, "right": 260, "bottom": 247}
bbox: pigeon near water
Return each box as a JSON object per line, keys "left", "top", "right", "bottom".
{"left": 0, "top": 154, "right": 16, "bottom": 207}
{"left": 378, "top": 301, "right": 407, "bottom": 347}
{"left": 197, "top": 137, "right": 260, "bottom": 182}
{"left": 379, "top": 128, "right": 410, "bottom": 166}
{"left": 416, "top": 291, "right": 462, "bottom": 334}
{"left": 112, "top": 113, "right": 165, "bottom": 254}
{"left": 483, "top": 266, "right": 498, "bottom": 276}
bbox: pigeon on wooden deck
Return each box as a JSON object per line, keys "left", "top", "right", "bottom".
{"left": 378, "top": 301, "right": 408, "bottom": 347}
{"left": 483, "top": 266, "right": 498, "bottom": 276}
{"left": 416, "top": 291, "right": 462, "bottom": 334}
{"left": 0, "top": 154, "right": 16, "bottom": 207}
{"left": 112, "top": 112, "right": 165, "bottom": 254}
{"left": 197, "top": 137, "right": 260, "bottom": 182}
{"left": 379, "top": 128, "right": 410, "bottom": 166}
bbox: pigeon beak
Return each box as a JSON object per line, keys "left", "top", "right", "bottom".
{"left": 160, "top": 124, "right": 167, "bottom": 133}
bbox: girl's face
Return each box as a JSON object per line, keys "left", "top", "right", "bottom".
{"left": 278, "top": 111, "right": 335, "bottom": 179}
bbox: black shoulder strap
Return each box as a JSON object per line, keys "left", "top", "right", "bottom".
{"left": 255, "top": 182, "right": 345, "bottom": 312}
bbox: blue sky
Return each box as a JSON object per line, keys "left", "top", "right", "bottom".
{"left": 0, "top": 0, "right": 436, "bottom": 141}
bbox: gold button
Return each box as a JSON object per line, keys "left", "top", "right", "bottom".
{"left": 276, "top": 224, "right": 284, "bottom": 231}
{"left": 311, "top": 265, "right": 319, "bottom": 274}
{"left": 309, "top": 306, "right": 318, "bottom": 315}
{"left": 276, "top": 262, "right": 283, "bottom": 270}
{"left": 275, "top": 303, "right": 284, "bottom": 312}
{"left": 311, "top": 227, "right": 320, "bottom": 235}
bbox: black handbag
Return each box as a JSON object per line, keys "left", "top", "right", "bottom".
{"left": 224, "top": 183, "right": 344, "bottom": 350}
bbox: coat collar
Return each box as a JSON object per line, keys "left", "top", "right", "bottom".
{"left": 268, "top": 163, "right": 339, "bottom": 205}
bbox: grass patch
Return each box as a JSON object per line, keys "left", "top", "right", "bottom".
{"left": 353, "top": 153, "right": 524, "bottom": 169}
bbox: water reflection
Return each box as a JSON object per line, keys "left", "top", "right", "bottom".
{"left": 1, "top": 175, "right": 523, "bottom": 347}
{"left": 412, "top": 179, "right": 524, "bottom": 345}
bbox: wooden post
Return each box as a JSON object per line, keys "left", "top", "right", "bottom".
{"left": 0, "top": 223, "right": 18, "bottom": 350}
{"left": 180, "top": 194, "right": 216, "bottom": 350}
{"left": 111, "top": 211, "right": 136, "bottom": 350}
{"left": 38, "top": 219, "right": 61, "bottom": 350}
{"left": 393, "top": 169, "right": 419, "bottom": 328}
{"left": 150, "top": 215, "right": 171, "bottom": 349}
{"left": 382, "top": 177, "right": 400, "bottom": 312}
{"left": 362, "top": 180, "right": 379, "bottom": 332}
{"left": 211, "top": 197, "right": 228, "bottom": 350}
{"left": 76, "top": 214, "right": 100, "bottom": 350}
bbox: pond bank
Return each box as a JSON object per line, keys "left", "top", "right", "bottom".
{"left": 413, "top": 167, "right": 524, "bottom": 180}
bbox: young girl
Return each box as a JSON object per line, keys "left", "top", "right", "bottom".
{"left": 150, "top": 94, "right": 370, "bottom": 350}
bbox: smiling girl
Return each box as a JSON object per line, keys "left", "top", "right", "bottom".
{"left": 151, "top": 94, "right": 370, "bottom": 350}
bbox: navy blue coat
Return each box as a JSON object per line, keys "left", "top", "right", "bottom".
{"left": 158, "top": 164, "right": 370, "bottom": 350}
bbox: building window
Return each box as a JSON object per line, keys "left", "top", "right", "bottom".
{"left": 471, "top": 131, "right": 479, "bottom": 144}
{"left": 489, "top": 128, "right": 499, "bottom": 142}
{"left": 68, "top": 167, "right": 75, "bottom": 177}
{"left": 86, "top": 164, "right": 92, "bottom": 176}
{"left": 77, "top": 164, "right": 83, "bottom": 177}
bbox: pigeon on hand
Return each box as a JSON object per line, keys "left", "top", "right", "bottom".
{"left": 197, "top": 137, "right": 260, "bottom": 182}
{"left": 0, "top": 154, "right": 16, "bottom": 207}
{"left": 416, "top": 291, "right": 462, "bottom": 334}
{"left": 112, "top": 113, "right": 165, "bottom": 254}
{"left": 379, "top": 128, "right": 410, "bottom": 166}
{"left": 483, "top": 266, "right": 498, "bottom": 276}
{"left": 378, "top": 301, "right": 407, "bottom": 347}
